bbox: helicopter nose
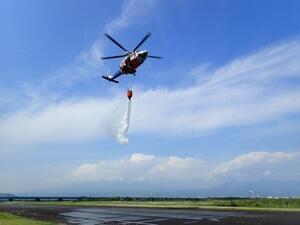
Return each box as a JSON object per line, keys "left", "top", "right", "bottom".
{"left": 139, "top": 50, "right": 148, "bottom": 58}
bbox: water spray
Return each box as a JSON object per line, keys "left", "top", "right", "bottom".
{"left": 115, "top": 89, "right": 133, "bottom": 144}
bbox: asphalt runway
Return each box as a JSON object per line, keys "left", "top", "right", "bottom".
{"left": 61, "top": 207, "right": 237, "bottom": 224}
{"left": 1, "top": 203, "right": 300, "bottom": 225}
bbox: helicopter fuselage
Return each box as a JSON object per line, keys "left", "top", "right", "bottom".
{"left": 120, "top": 50, "right": 148, "bottom": 74}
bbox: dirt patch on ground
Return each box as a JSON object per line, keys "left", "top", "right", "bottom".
{"left": 0, "top": 203, "right": 73, "bottom": 224}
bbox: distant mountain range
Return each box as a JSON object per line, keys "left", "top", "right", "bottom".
{"left": 0, "top": 193, "right": 16, "bottom": 197}
{"left": 25, "top": 180, "right": 300, "bottom": 198}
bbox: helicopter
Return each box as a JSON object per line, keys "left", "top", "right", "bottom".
{"left": 101, "top": 32, "right": 162, "bottom": 83}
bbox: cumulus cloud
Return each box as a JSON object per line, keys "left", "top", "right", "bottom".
{"left": 212, "top": 151, "right": 300, "bottom": 180}
{"left": 130, "top": 153, "right": 155, "bottom": 162}
{"left": 71, "top": 151, "right": 300, "bottom": 186}
{"left": 71, "top": 153, "right": 214, "bottom": 186}
{"left": 1, "top": 151, "right": 299, "bottom": 194}
{"left": 2, "top": 38, "right": 300, "bottom": 147}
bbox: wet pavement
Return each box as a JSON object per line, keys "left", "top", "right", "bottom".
{"left": 61, "top": 207, "right": 238, "bottom": 224}
{"left": 1, "top": 203, "right": 300, "bottom": 225}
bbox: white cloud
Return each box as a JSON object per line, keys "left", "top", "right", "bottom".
{"left": 1, "top": 39, "right": 300, "bottom": 147}
{"left": 105, "top": 0, "right": 157, "bottom": 33}
{"left": 203, "top": 39, "right": 300, "bottom": 87}
{"left": 71, "top": 153, "right": 214, "bottom": 185}
{"left": 130, "top": 153, "right": 155, "bottom": 162}
{"left": 71, "top": 151, "right": 300, "bottom": 186}
{"left": 1, "top": 151, "right": 299, "bottom": 193}
{"left": 130, "top": 39, "right": 300, "bottom": 135}
{"left": 0, "top": 98, "right": 119, "bottom": 147}
{"left": 212, "top": 151, "right": 300, "bottom": 177}
{"left": 72, "top": 153, "right": 156, "bottom": 182}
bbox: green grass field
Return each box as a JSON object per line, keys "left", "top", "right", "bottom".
{"left": 13, "top": 198, "right": 300, "bottom": 212}
{"left": 0, "top": 213, "right": 56, "bottom": 225}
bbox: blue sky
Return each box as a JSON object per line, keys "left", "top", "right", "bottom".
{"left": 1, "top": 0, "right": 300, "bottom": 197}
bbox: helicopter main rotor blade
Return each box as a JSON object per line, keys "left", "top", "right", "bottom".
{"left": 101, "top": 54, "right": 128, "bottom": 60}
{"left": 148, "top": 55, "right": 163, "bottom": 59}
{"left": 104, "top": 33, "right": 129, "bottom": 52}
{"left": 132, "top": 32, "right": 151, "bottom": 52}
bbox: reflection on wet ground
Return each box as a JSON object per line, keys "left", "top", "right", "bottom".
{"left": 61, "top": 207, "right": 239, "bottom": 225}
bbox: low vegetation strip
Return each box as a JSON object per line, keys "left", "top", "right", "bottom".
{"left": 14, "top": 198, "right": 300, "bottom": 212}
{"left": 0, "top": 212, "right": 56, "bottom": 225}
